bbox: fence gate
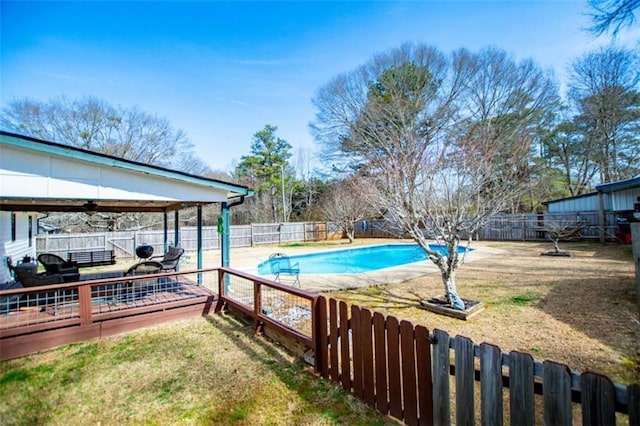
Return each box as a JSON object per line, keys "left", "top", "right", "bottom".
{"left": 316, "top": 296, "right": 432, "bottom": 425}
{"left": 304, "top": 222, "right": 326, "bottom": 241}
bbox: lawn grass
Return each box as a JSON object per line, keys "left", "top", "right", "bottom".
{"left": 0, "top": 314, "right": 389, "bottom": 426}
{"left": 324, "top": 241, "right": 639, "bottom": 384}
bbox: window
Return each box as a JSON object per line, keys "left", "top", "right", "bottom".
{"left": 11, "top": 213, "right": 16, "bottom": 241}
{"left": 28, "top": 216, "right": 33, "bottom": 246}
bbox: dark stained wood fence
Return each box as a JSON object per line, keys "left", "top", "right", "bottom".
{"left": 314, "top": 296, "right": 639, "bottom": 426}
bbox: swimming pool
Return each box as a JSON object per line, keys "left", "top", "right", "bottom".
{"left": 257, "top": 243, "right": 473, "bottom": 275}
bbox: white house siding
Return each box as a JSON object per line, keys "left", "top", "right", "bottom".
{"left": 0, "top": 211, "right": 36, "bottom": 283}
{"left": 0, "top": 143, "right": 229, "bottom": 203}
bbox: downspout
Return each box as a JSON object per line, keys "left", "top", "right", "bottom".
{"left": 36, "top": 213, "right": 49, "bottom": 258}
{"left": 36, "top": 213, "right": 49, "bottom": 235}
{"left": 163, "top": 211, "right": 168, "bottom": 253}
{"left": 174, "top": 211, "right": 179, "bottom": 249}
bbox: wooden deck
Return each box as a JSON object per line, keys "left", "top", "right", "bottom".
{"left": 1, "top": 270, "right": 217, "bottom": 360}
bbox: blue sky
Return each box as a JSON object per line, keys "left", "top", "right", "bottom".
{"left": 1, "top": 1, "right": 638, "bottom": 172}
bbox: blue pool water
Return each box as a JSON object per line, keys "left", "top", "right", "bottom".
{"left": 257, "top": 243, "right": 473, "bottom": 275}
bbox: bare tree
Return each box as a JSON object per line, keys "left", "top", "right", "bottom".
{"left": 588, "top": 0, "right": 639, "bottom": 36}
{"left": 541, "top": 217, "right": 583, "bottom": 255}
{"left": 320, "top": 177, "right": 376, "bottom": 243}
{"left": 1, "top": 96, "right": 210, "bottom": 232}
{"left": 568, "top": 46, "right": 640, "bottom": 183}
{"left": 545, "top": 118, "right": 601, "bottom": 195}
{"left": 1, "top": 96, "right": 203, "bottom": 173}
{"left": 312, "top": 44, "right": 558, "bottom": 310}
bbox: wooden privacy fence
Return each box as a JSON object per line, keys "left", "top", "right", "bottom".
{"left": 36, "top": 212, "right": 623, "bottom": 258}
{"left": 36, "top": 222, "right": 331, "bottom": 260}
{"left": 313, "top": 297, "right": 639, "bottom": 426}
{"left": 355, "top": 212, "right": 619, "bottom": 242}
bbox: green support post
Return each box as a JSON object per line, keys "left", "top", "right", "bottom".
{"left": 221, "top": 202, "right": 230, "bottom": 267}
{"left": 221, "top": 202, "right": 230, "bottom": 293}
{"left": 197, "top": 205, "right": 203, "bottom": 283}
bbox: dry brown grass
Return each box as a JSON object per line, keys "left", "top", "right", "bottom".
{"left": 324, "top": 240, "right": 640, "bottom": 384}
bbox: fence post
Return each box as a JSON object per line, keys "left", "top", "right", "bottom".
{"left": 351, "top": 305, "right": 364, "bottom": 399}
{"left": 580, "top": 372, "right": 616, "bottom": 425}
{"left": 329, "top": 298, "right": 339, "bottom": 382}
{"left": 214, "top": 269, "right": 227, "bottom": 313}
{"left": 432, "top": 329, "right": 451, "bottom": 426}
{"left": 400, "top": 320, "right": 418, "bottom": 425}
{"left": 373, "top": 312, "right": 389, "bottom": 414}
{"left": 314, "top": 295, "right": 328, "bottom": 376}
{"left": 361, "top": 309, "right": 375, "bottom": 407}
{"left": 629, "top": 384, "right": 640, "bottom": 426}
{"left": 543, "top": 361, "right": 572, "bottom": 425}
{"left": 509, "top": 351, "right": 535, "bottom": 426}
{"left": 386, "top": 315, "right": 403, "bottom": 420}
{"left": 253, "top": 280, "right": 262, "bottom": 335}
{"left": 415, "top": 325, "right": 433, "bottom": 426}
{"left": 454, "top": 336, "right": 475, "bottom": 426}
{"left": 339, "top": 301, "right": 351, "bottom": 391}
{"left": 480, "top": 343, "right": 503, "bottom": 425}
{"left": 78, "top": 284, "right": 92, "bottom": 326}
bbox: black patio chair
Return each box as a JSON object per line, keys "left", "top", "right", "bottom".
{"left": 12, "top": 269, "right": 63, "bottom": 287}
{"left": 115, "top": 261, "right": 164, "bottom": 304}
{"left": 150, "top": 246, "right": 185, "bottom": 271}
{"left": 37, "top": 253, "right": 79, "bottom": 275}
{"left": 268, "top": 253, "right": 300, "bottom": 287}
{"left": 8, "top": 257, "right": 63, "bottom": 288}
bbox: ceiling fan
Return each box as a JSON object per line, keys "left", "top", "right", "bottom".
{"left": 82, "top": 200, "right": 99, "bottom": 215}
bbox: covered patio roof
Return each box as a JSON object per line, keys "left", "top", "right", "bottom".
{"left": 0, "top": 131, "right": 253, "bottom": 213}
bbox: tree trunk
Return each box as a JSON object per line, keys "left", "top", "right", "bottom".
{"left": 345, "top": 223, "right": 354, "bottom": 243}
{"left": 442, "top": 271, "right": 465, "bottom": 310}
{"left": 270, "top": 189, "right": 278, "bottom": 223}
{"left": 439, "top": 249, "right": 465, "bottom": 310}
{"left": 416, "top": 233, "right": 466, "bottom": 311}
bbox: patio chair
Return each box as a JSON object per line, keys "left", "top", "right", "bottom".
{"left": 37, "top": 253, "right": 79, "bottom": 276}
{"left": 268, "top": 253, "right": 300, "bottom": 287}
{"left": 116, "top": 261, "right": 164, "bottom": 304}
{"left": 125, "top": 260, "right": 163, "bottom": 277}
{"left": 8, "top": 260, "right": 63, "bottom": 287}
{"left": 150, "top": 246, "right": 185, "bottom": 271}
{"left": 13, "top": 268, "right": 64, "bottom": 287}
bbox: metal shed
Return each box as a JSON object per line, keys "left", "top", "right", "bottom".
{"left": 543, "top": 175, "right": 640, "bottom": 243}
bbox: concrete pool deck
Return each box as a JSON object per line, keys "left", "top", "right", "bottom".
{"left": 183, "top": 239, "right": 505, "bottom": 293}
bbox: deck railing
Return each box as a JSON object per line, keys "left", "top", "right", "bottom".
{"left": 215, "top": 267, "right": 322, "bottom": 369}
{"left": 0, "top": 269, "right": 216, "bottom": 360}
